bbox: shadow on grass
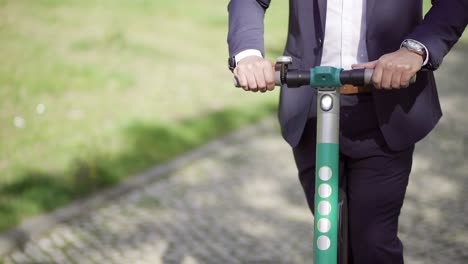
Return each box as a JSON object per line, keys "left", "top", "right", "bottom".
{"left": 0, "top": 102, "right": 277, "bottom": 232}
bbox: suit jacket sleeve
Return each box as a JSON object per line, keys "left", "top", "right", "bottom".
{"left": 406, "top": 0, "right": 468, "bottom": 70}
{"left": 227, "top": 0, "right": 272, "bottom": 57}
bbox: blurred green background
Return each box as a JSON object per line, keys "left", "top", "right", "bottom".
{"left": 0, "top": 0, "right": 463, "bottom": 232}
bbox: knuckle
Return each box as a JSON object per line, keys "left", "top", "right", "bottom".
{"left": 248, "top": 80, "right": 257, "bottom": 88}
{"left": 396, "top": 64, "right": 407, "bottom": 70}
{"left": 379, "top": 56, "right": 389, "bottom": 64}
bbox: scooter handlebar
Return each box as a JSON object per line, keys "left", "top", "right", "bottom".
{"left": 234, "top": 67, "right": 415, "bottom": 88}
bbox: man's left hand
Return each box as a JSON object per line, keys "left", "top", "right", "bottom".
{"left": 352, "top": 48, "right": 423, "bottom": 89}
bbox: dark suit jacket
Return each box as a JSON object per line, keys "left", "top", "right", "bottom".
{"left": 228, "top": 0, "right": 467, "bottom": 151}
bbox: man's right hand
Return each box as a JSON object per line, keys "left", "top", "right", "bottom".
{"left": 234, "top": 56, "right": 275, "bottom": 93}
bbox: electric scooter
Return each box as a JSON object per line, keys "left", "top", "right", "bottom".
{"left": 234, "top": 56, "right": 383, "bottom": 264}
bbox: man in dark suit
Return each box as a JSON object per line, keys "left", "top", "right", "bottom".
{"left": 227, "top": 0, "right": 467, "bottom": 263}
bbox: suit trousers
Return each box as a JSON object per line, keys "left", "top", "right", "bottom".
{"left": 292, "top": 93, "right": 414, "bottom": 264}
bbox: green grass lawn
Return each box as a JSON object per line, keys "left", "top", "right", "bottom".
{"left": 0, "top": 0, "right": 289, "bottom": 231}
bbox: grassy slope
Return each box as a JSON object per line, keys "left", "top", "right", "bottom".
{"left": 0, "top": 0, "right": 288, "bottom": 231}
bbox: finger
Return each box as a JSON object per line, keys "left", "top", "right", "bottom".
{"left": 400, "top": 71, "right": 414, "bottom": 88}
{"left": 234, "top": 68, "right": 249, "bottom": 91}
{"left": 253, "top": 65, "right": 267, "bottom": 93}
{"left": 263, "top": 63, "right": 275, "bottom": 91}
{"left": 352, "top": 60, "right": 378, "bottom": 69}
{"left": 391, "top": 70, "right": 402, "bottom": 89}
{"left": 381, "top": 67, "right": 393, "bottom": 90}
{"left": 245, "top": 67, "right": 258, "bottom": 92}
{"left": 397, "top": 64, "right": 411, "bottom": 88}
{"left": 372, "top": 62, "right": 383, "bottom": 89}
{"left": 380, "top": 59, "right": 397, "bottom": 89}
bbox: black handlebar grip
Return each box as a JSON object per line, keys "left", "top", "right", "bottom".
{"left": 285, "top": 70, "right": 311, "bottom": 87}
{"left": 340, "top": 69, "right": 416, "bottom": 86}
{"left": 340, "top": 69, "right": 369, "bottom": 86}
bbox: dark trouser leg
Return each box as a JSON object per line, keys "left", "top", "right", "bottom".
{"left": 339, "top": 94, "right": 414, "bottom": 264}
{"left": 344, "top": 145, "right": 414, "bottom": 264}
{"left": 292, "top": 120, "right": 319, "bottom": 213}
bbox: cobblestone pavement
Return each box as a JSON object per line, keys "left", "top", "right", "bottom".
{"left": 3, "top": 46, "right": 468, "bottom": 264}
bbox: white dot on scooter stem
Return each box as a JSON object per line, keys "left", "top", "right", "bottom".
{"left": 317, "top": 235, "right": 331, "bottom": 250}
{"left": 319, "top": 184, "right": 332, "bottom": 198}
{"left": 318, "top": 218, "right": 331, "bottom": 233}
{"left": 318, "top": 201, "right": 331, "bottom": 215}
{"left": 319, "top": 166, "right": 332, "bottom": 181}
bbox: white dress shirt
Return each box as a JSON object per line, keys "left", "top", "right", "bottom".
{"left": 235, "top": 0, "right": 428, "bottom": 68}
{"left": 320, "top": 0, "right": 368, "bottom": 69}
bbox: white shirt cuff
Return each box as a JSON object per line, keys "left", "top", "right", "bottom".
{"left": 235, "top": 49, "right": 263, "bottom": 63}
{"left": 401, "top": 39, "right": 430, "bottom": 66}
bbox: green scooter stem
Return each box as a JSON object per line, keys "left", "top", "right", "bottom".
{"left": 314, "top": 88, "right": 340, "bottom": 264}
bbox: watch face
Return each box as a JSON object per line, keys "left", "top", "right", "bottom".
{"left": 406, "top": 40, "right": 423, "bottom": 52}
{"left": 403, "top": 40, "right": 427, "bottom": 61}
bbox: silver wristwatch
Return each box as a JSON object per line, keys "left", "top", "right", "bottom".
{"left": 401, "top": 39, "right": 427, "bottom": 60}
